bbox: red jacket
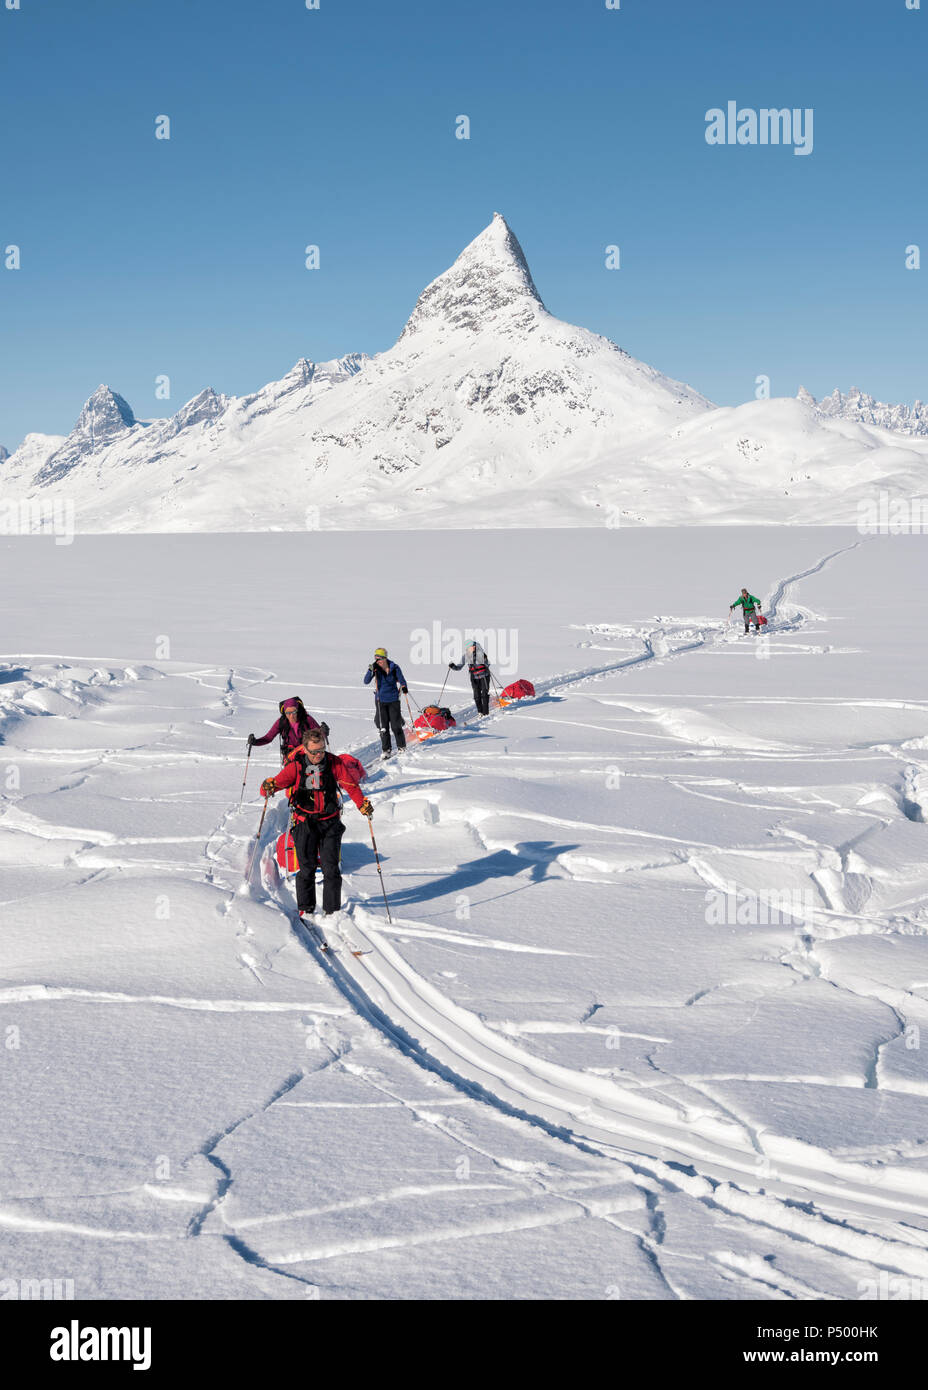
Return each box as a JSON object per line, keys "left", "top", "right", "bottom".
{"left": 269, "top": 750, "right": 366, "bottom": 814}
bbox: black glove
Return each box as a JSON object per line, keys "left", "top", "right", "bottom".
{"left": 401, "top": 687, "right": 408, "bottom": 695}
{"left": 320, "top": 722, "right": 330, "bottom": 738}
{"left": 448, "top": 662, "right": 455, "bottom": 669}
{"left": 247, "top": 734, "right": 256, "bottom": 747}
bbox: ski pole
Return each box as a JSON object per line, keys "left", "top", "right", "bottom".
{"left": 239, "top": 742, "right": 252, "bottom": 806}
{"left": 245, "top": 798, "right": 269, "bottom": 882}
{"left": 367, "top": 818, "right": 393, "bottom": 923}
{"left": 405, "top": 689, "right": 428, "bottom": 722}
{"left": 403, "top": 692, "right": 417, "bottom": 738}
{"left": 436, "top": 668, "right": 451, "bottom": 706}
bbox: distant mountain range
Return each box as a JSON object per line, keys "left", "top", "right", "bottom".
{"left": 797, "top": 386, "right": 928, "bottom": 438}
{"left": 2, "top": 214, "right": 926, "bottom": 530}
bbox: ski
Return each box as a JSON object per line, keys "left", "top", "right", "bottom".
{"left": 297, "top": 908, "right": 368, "bottom": 957}
{"left": 298, "top": 912, "right": 330, "bottom": 952}
{"left": 324, "top": 912, "right": 368, "bottom": 957}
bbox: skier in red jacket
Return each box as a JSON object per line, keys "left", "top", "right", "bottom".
{"left": 260, "top": 727, "right": 372, "bottom": 916}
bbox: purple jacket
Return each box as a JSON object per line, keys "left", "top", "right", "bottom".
{"left": 254, "top": 712, "right": 320, "bottom": 754}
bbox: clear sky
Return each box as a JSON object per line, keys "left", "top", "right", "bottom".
{"left": 1, "top": 0, "right": 925, "bottom": 449}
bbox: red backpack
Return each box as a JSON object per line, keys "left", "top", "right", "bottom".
{"left": 336, "top": 752, "right": 367, "bottom": 784}
{"left": 276, "top": 831, "right": 299, "bottom": 873}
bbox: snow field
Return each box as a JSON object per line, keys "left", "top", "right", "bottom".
{"left": 1, "top": 527, "right": 927, "bottom": 1298}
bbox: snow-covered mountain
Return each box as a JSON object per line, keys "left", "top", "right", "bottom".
{"left": 34, "top": 386, "right": 138, "bottom": 486}
{"left": 2, "top": 430, "right": 67, "bottom": 478}
{"left": 4, "top": 214, "right": 928, "bottom": 530}
{"left": 799, "top": 385, "right": 928, "bottom": 439}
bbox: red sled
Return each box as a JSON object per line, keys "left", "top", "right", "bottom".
{"left": 757, "top": 615, "right": 768, "bottom": 627}
{"left": 276, "top": 832, "right": 299, "bottom": 873}
{"left": 501, "top": 679, "right": 535, "bottom": 700}
{"left": 414, "top": 706, "right": 456, "bottom": 735}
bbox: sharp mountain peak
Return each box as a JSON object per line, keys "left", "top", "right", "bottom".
{"left": 398, "top": 213, "right": 545, "bottom": 342}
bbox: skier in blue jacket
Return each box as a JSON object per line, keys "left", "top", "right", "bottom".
{"left": 364, "top": 647, "right": 409, "bottom": 758}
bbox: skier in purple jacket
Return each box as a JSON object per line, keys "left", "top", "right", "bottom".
{"left": 248, "top": 696, "right": 328, "bottom": 765}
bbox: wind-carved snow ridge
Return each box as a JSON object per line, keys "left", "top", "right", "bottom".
{"left": 187, "top": 1070, "right": 306, "bottom": 1239}
{"left": 901, "top": 766, "right": 926, "bottom": 824}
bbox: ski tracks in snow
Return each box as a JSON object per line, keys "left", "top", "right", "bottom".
{"left": 249, "top": 538, "right": 928, "bottom": 1288}
{"left": 6, "top": 539, "right": 927, "bottom": 1295}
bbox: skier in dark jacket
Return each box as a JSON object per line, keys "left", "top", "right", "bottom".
{"left": 730, "top": 589, "right": 763, "bottom": 635}
{"left": 260, "top": 727, "right": 372, "bottom": 916}
{"left": 450, "top": 639, "right": 492, "bottom": 716}
{"left": 248, "top": 697, "right": 328, "bottom": 764}
{"left": 363, "top": 648, "right": 408, "bottom": 758}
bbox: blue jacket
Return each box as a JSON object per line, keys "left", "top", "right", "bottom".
{"left": 364, "top": 660, "right": 407, "bottom": 705}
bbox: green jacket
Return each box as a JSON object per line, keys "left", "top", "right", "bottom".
{"left": 731, "top": 594, "right": 761, "bottom": 610}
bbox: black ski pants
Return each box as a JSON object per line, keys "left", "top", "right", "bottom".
{"left": 292, "top": 815, "right": 345, "bottom": 913}
{"left": 472, "top": 674, "right": 491, "bottom": 715}
{"left": 375, "top": 699, "right": 406, "bottom": 752}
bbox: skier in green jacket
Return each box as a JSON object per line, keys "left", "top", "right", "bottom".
{"left": 730, "top": 588, "right": 763, "bottom": 634}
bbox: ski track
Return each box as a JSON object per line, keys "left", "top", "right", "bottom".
{"left": 229, "top": 538, "right": 928, "bottom": 1287}
{"left": 6, "top": 538, "right": 928, "bottom": 1295}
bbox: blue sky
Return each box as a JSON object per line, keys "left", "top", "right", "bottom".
{"left": 1, "top": 0, "right": 925, "bottom": 448}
